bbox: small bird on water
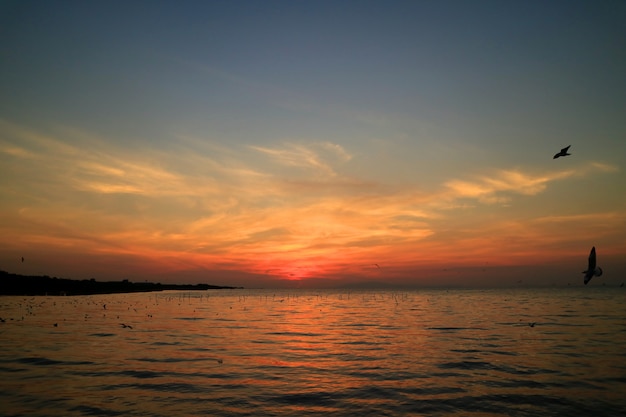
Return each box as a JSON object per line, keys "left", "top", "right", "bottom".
{"left": 553, "top": 145, "right": 571, "bottom": 159}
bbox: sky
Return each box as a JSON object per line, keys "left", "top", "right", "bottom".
{"left": 1, "top": 0, "right": 625, "bottom": 288}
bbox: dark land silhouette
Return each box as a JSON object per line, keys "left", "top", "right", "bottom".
{"left": 0, "top": 270, "right": 241, "bottom": 296}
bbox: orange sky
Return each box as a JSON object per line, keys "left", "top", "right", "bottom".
{"left": 1, "top": 119, "right": 624, "bottom": 288}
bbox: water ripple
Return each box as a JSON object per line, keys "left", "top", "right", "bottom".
{"left": 17, "top": 357, "right": 95, "bottom": 366}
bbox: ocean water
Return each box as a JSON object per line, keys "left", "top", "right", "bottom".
{"left": 1, "top": 287, "right": 625, "bottom": 416}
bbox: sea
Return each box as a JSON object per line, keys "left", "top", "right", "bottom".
{"left": 1, "top": 287, "right": 625, "bottom": 416}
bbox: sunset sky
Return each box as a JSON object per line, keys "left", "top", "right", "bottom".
{"left": 1, "top": 1, "right": 625, "bottom": 288}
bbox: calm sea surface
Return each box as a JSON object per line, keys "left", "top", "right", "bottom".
{"left": 1, "top": 287, "right": 625, "bottom": 416}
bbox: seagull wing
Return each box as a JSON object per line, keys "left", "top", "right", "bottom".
{"left": 584, "top": 246, "right": 597, "bottom": 285}
{"left": 588, "top": 246, "right": 596, "bottom": 271}
{"left": 561, "top": 145, "right": 571, "bottom": 153}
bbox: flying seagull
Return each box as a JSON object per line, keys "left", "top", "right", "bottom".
{"left": 553, "top": 145, "right": 571, "bottom": 159}
{"left": 583, "top": 246, "right": 603, "bottom": 285}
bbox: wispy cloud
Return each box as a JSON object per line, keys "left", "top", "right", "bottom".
{"left": 250, "top": 141, "right": 352, "bottom": 177}
{"left": 442, "top": 163, "right": 618, "bottom": 205}
{"left": 0, "top": 120, "right": 257, "bottom": 200}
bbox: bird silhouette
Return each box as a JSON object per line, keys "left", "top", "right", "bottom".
{"left": 553, "top": 145, "right": 571, "bottom": 159}
{"left": 583, "top": 246, "right": 603, "bottom": 285}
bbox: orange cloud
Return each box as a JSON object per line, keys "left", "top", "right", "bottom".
{"left": 440, "top": 163, "right": 619, "bottom": 207}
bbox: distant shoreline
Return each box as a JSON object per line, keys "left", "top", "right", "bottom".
{"left": 0, "top": 271, "right": 242, "bottom": 296}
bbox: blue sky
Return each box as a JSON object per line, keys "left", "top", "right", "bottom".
{"left": 1, "top": 1, "right": 625, "bottom": 287}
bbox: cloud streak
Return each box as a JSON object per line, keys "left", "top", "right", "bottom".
{"left": 250, "top": 141, "right": 352, "bottom": 178}
{"left": 442, "top": 163, "right": 618, "bottom": 205}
